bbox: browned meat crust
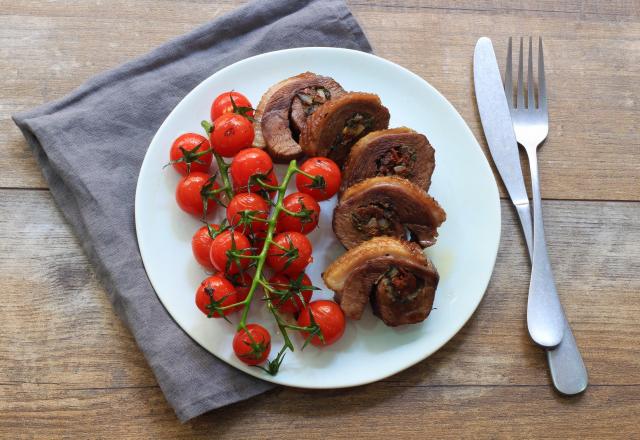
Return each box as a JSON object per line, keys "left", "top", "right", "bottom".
{"left": 252, "top": 72, "right": 345, "bottom": 163}
{"left": 340, "top": 127, "right": 435, "bottom": 195}
{"left": 299, "top": 92, "right": 390, "bottom": 166}
{"left": 322, "top": 237, "right": 438, "bottom": 325}
{"left": 332, "top": 176, "right": 446, "bottom": 249}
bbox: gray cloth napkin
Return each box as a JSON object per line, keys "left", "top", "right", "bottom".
{"left": 13, "top": 0, "right": 371, "bottom": 422}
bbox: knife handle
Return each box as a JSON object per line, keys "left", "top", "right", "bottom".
{"left": 513, "top": 195, "right": 588, "bottom": 395}
{"left": 547, "top": 320, "right": 588, "bottom": 395}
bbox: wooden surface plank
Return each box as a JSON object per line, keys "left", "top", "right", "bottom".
{"left": 1, "top": 1, "right": 638, "bottom": 200}
{"left": 1, "top": 189, "right": 639, "bottom": 438}
{"left": 1, "top": 384, "right": 639, "bottom": 439}
{"left": 2, "top": 1, "right": 640, "bottom": 438}
{"left": 351, "top": 4, "right": 640, "bottom": 202}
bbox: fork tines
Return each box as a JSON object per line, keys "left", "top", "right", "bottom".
{"left": 504, "top": 37, "right": 547, "bottom": 112}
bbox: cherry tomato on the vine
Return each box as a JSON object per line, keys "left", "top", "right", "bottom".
{"left": 211, "top": 91, "right": 254, "bottom": 122}
{"left": 268, "top": 272, "right": 313, "bottom": 314}
{"left": 195, "top": 275, "right": 238, "bottom": 318}
{"left": 175, "top": 172, "right": 220, "bottom": 218}
{"left": 226, "top": 193, "right": 269, "bottom": 236}
{"left": 295, "top": 157, "right": 341, "bottom": 201}
{"left": 266, "top": 231, "right": 312, "bottom": 275}
{"left": 276, "top": 192, "right": 320, "bottom": 234}
{"left": 233, "top": 323, "right": 271, "bottom": 366}
{"left": 297, "top": 300, "right": 345, "bottom": 347}
{"left": 223, "top": 272, "right": 253, "bottom": 302}
{"left": 210, "top": 230, "right": 253, "bottom": 275}
{"left": 169, "top": 133, "right": 212, "bottom": 175}
{"left": 229, "top": 148, "right": 277, "bottom": 192}
{"left": 191, "top": 224, "right": 220, "bottom": 270}
{"left": 210, "top": 113, "right": 254, "bottom": 157}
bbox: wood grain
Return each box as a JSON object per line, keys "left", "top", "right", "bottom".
{"left": 2, "top": 1, "right": 640, "bottom": 438}
{"left": 2, "top": 1, "right": 639, "bottom": 199}
{"left": 1, "top": 189, "right": 639, "bottom": 437}
{"left": 1, "top": 384, "right": 639, "bottom": 439}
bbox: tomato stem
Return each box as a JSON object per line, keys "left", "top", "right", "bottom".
{"left": 293, "top": 167, "right": 315, "bottom": 180}
{"left": 237, "top": 160, "right": 299, "bottom": 329}
{"left": 232, "top": 160, "right": 322, "bottom": 375}
{"left": 254, "top": 177, "right": 281, "bottom": 191}
{"left": 213, "top": 151, "right": 234, "bottom": 201}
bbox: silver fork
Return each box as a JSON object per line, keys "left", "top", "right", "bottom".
{"left": 505, "top": 37, "right": 588, "bottom": 394}
{"left": 505, "top": 37, "right": 564, "bottom": 348}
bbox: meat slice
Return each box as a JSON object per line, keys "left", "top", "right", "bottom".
{"left": 332, "top": 176, "right": 446, "bottom": 249}
{"left": 290, "top": 81, "right": 345, "bottom": 135}
{"left": 299, "top": 92, "right": 390, "bottom": 166}
{"left": 322, "top": 237, "right": 439, "bottom": 325}
{"left": 253, "top": 72, "right": 345, "bottom": 163}
{"left": 340, "top": 127, "right": 435, "bottom": 195}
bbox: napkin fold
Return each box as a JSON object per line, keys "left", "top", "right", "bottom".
{"left": 13, "top": 0, "right": 371, "bottom": 422}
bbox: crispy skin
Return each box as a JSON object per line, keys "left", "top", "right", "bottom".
{"left": 299, "top": 92, "right": 390, "bottom": 166}
{"left": 322, "top": 237, "right": 439, "bottom": 325}
{"left": 333, "top": 176, "right": 446, "bottom": 249}
{"left": 253, "top": 72, "right": 345, "bottom": 163}
{"left": 340, "top": 127, "right": 436, "bottom": 195}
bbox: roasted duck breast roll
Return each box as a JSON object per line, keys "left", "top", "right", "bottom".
{"left": 253, "top": 72, "right": 345, "bottom": 162}
{"left": 332, "top": 176, "right": 446, "bottom": 249}
{"left": 323, "top": 237, "right": 439, "bottom": 325}
{"left": 290, "top": 81, "right": 345, "bottom": 135}
{"left": 340, "top": 127, "right": 435, "bottom": 195}
{"left": 299, "top": 92, "right": 390, "bottom": 166}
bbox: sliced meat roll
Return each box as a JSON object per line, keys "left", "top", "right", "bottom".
{"left": 323, "top": 237, "right": 439, "bottom": 325}
{"left": 253, "top": 72, "right": 345, "bottom": 163}
{"left": 340, "top": 127, "right": 435, "bottom": 195}
{"left": 332, "top": 176, "right": 446, "bottom": 249}
{"left": 290, "top": 81, "right": 345, "bottom": 135}
{"left": 299, "top": 92, "right": 390, "bottom": 166}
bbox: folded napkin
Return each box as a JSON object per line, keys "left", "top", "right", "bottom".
{"left": 13, "top": 0, "right": 371, "bottom": 422}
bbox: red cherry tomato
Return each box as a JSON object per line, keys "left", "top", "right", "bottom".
{"left": 266, "top": 232, "right": 312, "bottom": 275}
{"left": 268, "top": 272, "right": 313, "bottom": 314}
{"left": 169, "top": 133, "right": 212, "bottom": 175}
{"left": 223, "top": 272, "right": 253, "bottom": 302}
{"left": 297, "top": 300, "right": 345, "bottom": 346}
{"left": 233, "top": 323, "right": 271, "bottom": 366}
{"left": 195, "top": 275, "right": 238, "bottom": 318}
{"left": 209, "top": 230, "right": 252, "bottom": 275}
{"left": 210, "top": 113, "right": 254, "bottom": 157}
{"left": 226, "top": 193, "right": 269, "bottom": 236}
{"left": 229, "top": 148, "right": 277, "bottom": 192}
{"left": 175, "top": 172, "right": 220, "bottom": 218}
{"left": 191, "top": 224, "right": 220, "bottom": 270}
{"left": 295, "top": 157, "right": 341, "bottom": 201}
{"left": 211, "top": 91, "right": 254, "bottom": 121}
{"left": 276, "top": 192, "right": 320, "bottom": 234}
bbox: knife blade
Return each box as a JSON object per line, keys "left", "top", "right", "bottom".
{"left": 473, "top": 37, "right": 588, "bottom": 395}
{"left": 473, "top": 37, "right": 533, "bottom": 249}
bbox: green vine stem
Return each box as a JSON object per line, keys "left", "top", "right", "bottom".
{"left": 192, "top": 118, "right": 322, "bottom": 374}
{"left": 208, "top": 159, "right": 322, "bottom": 374}
{"left": 213, "top": 153, "right": 234, "bottom": 201}
{"left": 237, "top": 160, "right": 298, "bottom": 326}
{"left": 201, "top": 120, "right": 234, "bottom": 201}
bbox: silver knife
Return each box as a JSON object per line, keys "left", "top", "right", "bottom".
{"left": 473, "top": 37, "right": 588, "bottom": 394}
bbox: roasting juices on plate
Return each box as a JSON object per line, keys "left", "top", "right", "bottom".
{"left": 164, "top": 72, "right": 446, "bottom": 374}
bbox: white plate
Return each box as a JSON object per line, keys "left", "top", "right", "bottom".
{"left": 135, "top": 47, "right": 500, "bottom": 388}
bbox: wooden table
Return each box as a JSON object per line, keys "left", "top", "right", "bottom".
{"left": 2, "top": 1, "right": 639, "bottom": 438}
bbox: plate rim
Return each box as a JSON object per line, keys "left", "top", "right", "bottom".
{"left": 134, "top": 46, "right": 501, "bottom": 388}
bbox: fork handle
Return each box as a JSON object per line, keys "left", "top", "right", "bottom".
{"left": 525, "top": 146, "right": 565, "bottom": 348}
